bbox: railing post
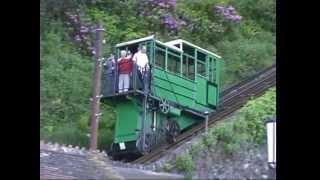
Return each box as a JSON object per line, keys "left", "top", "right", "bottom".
{"left": 204, "top": 111, "right": 209, "bottom": 136}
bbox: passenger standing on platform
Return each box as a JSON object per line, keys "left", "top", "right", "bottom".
{"left": 103, "top": 54, "right": 116, "bottom": 95}
{"left": 132, "top": 46, "right": 149, "bottom": 92}
{"left": 118, "top": 50, "right": 133, "bottom": 93}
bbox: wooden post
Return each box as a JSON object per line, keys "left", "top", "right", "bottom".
{"left": 89, "top": 23, "right": 104, "bottom": 150}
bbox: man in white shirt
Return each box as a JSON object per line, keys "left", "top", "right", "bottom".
{"left": 132, "top": 45, "right": 150, "bottom": 93}
{"left": 132, "top": 46, "right": 149, "bottom": 72}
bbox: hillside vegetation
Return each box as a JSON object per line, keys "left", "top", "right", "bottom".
{"left": 40, "top": 0, "right": 276, "bottom": 149}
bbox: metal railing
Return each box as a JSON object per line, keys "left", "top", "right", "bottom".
{"left": 101, "top": 58, "right": 150, "bottom": 97}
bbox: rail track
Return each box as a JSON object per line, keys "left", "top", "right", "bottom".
{"left": 132, "top": 64, "right": 276, "bottom": 164}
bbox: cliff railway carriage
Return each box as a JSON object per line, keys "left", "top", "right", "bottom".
{"left": 101, "top": 35, "right": 222, "bottom": 159}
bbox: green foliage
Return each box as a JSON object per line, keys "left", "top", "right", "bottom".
{"left": 202, "top": 131, "right": 218, "bottom": 147}
{"left": 42, "top": 123, "right": 90, "bottom": 147}
{"left": 98, "top": 128, "right": 114, "bottom": 150}
{"left": 200, "top": 88, "right": 276, "bottom": 155}
{"left": 218, "top": 37, "right": 275, "bottom": 86}
{"left": 89, "top": 1, "right": 151, "bottom": 39}
{"left": 40, "top": 0, "right": 88, "bottom": 32}
{"left": 190, "top": 141, "right": 206, "bottom": 156}
{"left": 40, "top": 23, "right": 116, "bottom": 149}
{"left": 210, "top": 121, "right": 241, "bottom": 155}
{"left": 175, "top": 153, "right": 194, "bottom": 173}
{"left": 40, "top": 27, "right": 93, "bottom": 127}
{"left": 237, "top": 87, "right": 276, "bottom": 144}
{"left": 231, "top": 0, "right": 276, "bottom": 33}
{"left": 176, "top": 0, "right": 226, "bottom": 45}
{"left": 239, "top": 19, "right": 264, "bottom": 38}
{"left": 163, "top": 163, "right": 174, "bottom": 172}
{"left": 99, "top": 103, "right": 116, "bottom": 130}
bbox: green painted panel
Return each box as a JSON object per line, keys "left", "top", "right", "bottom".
{"left": 208, "top": 83, "right": 217, "bottom": 106}
{"left": 114, "top": 100, "right": 140, "bottom": 143}
{"left": 152, "top": 67, "right": 199, "bottom": 109}
{"left": 169, "top": 106, "right": 181, "bottom": 116}
{"left": 153, "top": 85, "right": 196, "bottom": 108}
{"left": 193, "top": 103, "right": 209, "bottom": 112}
{"left": 176, "top": 95, "right": 194, "bottom": 108}
{"left": 153, "top": 68, "right": 195, "bottom": 90}
{"left": 154, "top": 88, "right": 177, "bottom": 103}
{"left": 152, "top": 78, "right": 194, "bottom": 98}
{"left": 196, "top": 76, "right": 207, "bottom": 105}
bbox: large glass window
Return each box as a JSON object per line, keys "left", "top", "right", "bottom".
{"left": 182, "top": 44, "right": 195, "bottom": 57}
{"left": 197, "top": 61, "right": 206, "bottom": 77}
{"left": 155, "top": 48, "right": 165, "bottom": 69}
{"left": 182, "top": 55, "right": 195, "bottom": 80}
{"left": 197, "top": 51, "right": 206, "bottom": 62}
{"left": 167, "top": 53, "right": 181, "bottom": 74}
{"left": 196, "top": 50, "right": 207, "bottom": 77}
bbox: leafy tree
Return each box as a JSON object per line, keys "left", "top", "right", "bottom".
{"left": 217, "top": 37, "right": 275, "bottom": 86}
{"left": 230, "top": 0, "right": 276, "bottom": 33}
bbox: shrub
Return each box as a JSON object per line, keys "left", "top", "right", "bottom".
{"left": 98, "top": 128, "right": 114, "bottom": 150}
{"left": 204, "top": 88, "right": 276, "bottom": 155}
{"left": 190, "top": 141, "right": 206, "bottom": 156}
{"left": 175, "top": 153, "right": 194, "bottom": 173}
{"left": 202, "top": 131, "right": 218, "bottom": 148}
{"left": 45, "top": 124, "right": 89, "bottom": 147}
{"left": 211, "top": 121, "right": 241, "bottom": 155}
{"left": 238, "top": 87, "right": 276, "bottom": 144}
{"left": 163, "top": 163, "right": 174, "bottom": 172}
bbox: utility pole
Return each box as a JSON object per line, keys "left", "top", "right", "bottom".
{"left": 89, "top": 22, "right": 104, "bottom": 150}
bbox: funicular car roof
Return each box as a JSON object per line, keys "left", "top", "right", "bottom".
{"left": 115, "top": 35, "right": 221, "bottom": 59}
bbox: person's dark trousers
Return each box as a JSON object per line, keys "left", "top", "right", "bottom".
{"left": 137, "top": 69, "right": 150, "bottom": 94}
{"left": 143, "top": 70, "right": 150, "bottom": 95}
{"left": 137, "top": 70, "right": 143, "bottom": 90}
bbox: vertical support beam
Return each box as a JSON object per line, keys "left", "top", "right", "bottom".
{"left": 215, "top": 58, "right": 221, "bottom": 101}
{"left": 165, "top": 47, "right": 168, "bottom": 71}
{"left": 204, "top": 111, "right": 209, "bottom": 136}
{"left": 211, "top": 57, "right": 215, "bottom": 82}
{"left": 186, "top": 56, "right": 189, "bottom": 78}
{"left": 89, "top": 23, "right": 104, "bottom": 150}
{"left": 115, "top": 48, "right": 119, "bottom": 94}
{"left": 142, "top": 95, "right": 148, "bottom": 152}
{"left": 152, "top": 41, "right": 155, "bottom": 64}
{"left": 150, "top": 41, "right": 155, "bottom": 93}
{"left": 180, "top": 53, "right": 183, "bottom": 76}
{"left": 194, "top": 49, "right": 197, "bottom": 81}
{"left": 206, "top": 54, "right": 212, "bottom": 81}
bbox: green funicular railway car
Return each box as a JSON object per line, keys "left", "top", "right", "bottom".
{"left": 101, "top": 35, "right": 222, "bottom": 158}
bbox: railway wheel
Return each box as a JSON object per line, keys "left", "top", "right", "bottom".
{"left": 143, "top": 133, "right": 152, "bottom": 154}
{"left": 159, "top": 98, "right": 170, "bottom": 114}
{"left": 136, "top": 133, "right": 152, "bottom": 155}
